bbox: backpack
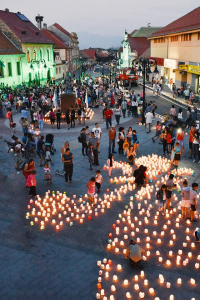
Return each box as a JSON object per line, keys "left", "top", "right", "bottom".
{"left": 6, "top": 111, "right": 11, "bottom": 119}
{"left": 78, "top": 136, "right": 82, "bottom": 143}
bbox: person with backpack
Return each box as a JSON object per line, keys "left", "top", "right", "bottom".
{"left": 79, "top": 128, "right": 87, "bottom": 156}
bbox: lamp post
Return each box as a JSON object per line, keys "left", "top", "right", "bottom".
{"left": 133, "top": 58, "right": 159, "bottom": 124}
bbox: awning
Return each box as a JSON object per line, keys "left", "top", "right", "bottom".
{"left": 148, "top": 57, "right": 164, "bottom": 66}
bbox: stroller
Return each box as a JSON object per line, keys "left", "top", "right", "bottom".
{"left": 45, "top": 134, "right": 56, "bottom": 155}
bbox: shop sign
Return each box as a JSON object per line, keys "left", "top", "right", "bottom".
{"left": 164, "top": 59, "right": 178, "bottom": 69}
{"left": 187, "top": 65, "right": 200, "bottom": 75}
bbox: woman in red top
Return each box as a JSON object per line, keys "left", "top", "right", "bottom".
{"left": 22, "top": 159, "right": 35, "bottom": 188}
{"left": 176, "top": 129, "right": 185, "bottom": 156}
{"left": 166, "top": 128, "right": 172, "bottom": 155}
{"left": 189, "top": 126, "right": 196, "bottom": 158}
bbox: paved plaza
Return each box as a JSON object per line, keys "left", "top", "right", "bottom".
{"left": 0, "top": 86, "right": 200, "bottom": 300}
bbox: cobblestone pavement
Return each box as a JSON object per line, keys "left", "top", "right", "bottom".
{"left": 0, "top": 86, "right": 200, "bottom": 300}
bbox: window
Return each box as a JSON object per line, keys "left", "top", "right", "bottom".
{"left": 154, "top": 38, "right": 165, "bottom": 43}
{"left": 181, "top": 34, "right": 192, "bottom": 41}
{"left": 0, "top": 63, "right": 4, "bottom": 78}
{"left": 8, "top": 62, "right": 12, "bottom": 77}
{"left": 171, "top": 35, "right": 179, "bottom": 42}
{"left": 27, "top": 50, "right": 30, "bottom": 63}
{"left": 59, "top": 67, "right": 61, "bottom": 73}
{"left": 56, "top": 68, "right": 58, "bottom": 74}
{"left": 40, "top": 49, "right": 42, "bottom": 60}
{"left": 47, "top": 49, "right": 50, "bottom": 61}
{"left": 198, "top": 32, "right": 200, "bottom": 40}
{"left": 33, "top": 50, "right": 36, "bottom": 60}
{"left": 16, "top": 62, "right": 21, "bottom": 75}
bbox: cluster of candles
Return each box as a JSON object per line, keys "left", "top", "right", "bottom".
{"left": 96, "top": 260, "right": 198, "bottom": 299}
{"left": 135, "top": 154, "right": 171, "bottom": 177}
{"left": 26, "top": 189, "right": 123, "bottom": 230}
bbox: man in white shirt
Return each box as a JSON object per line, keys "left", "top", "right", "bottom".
{"left": 92, "top": 123, "right": 102, "bottom": 139}
{"left": 146, "top": 111, "right": 153, "bottom": 133}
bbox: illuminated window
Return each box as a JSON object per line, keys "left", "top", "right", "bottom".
{"left": 34, "top": 50, "right": 36, "bottom": 60}
{"left": 171, "top": 36, "right": 179, "bottom": 42}
{"left": 27, "top": 50, "right": 30, "bottom": 63}
{"left": 181, "top": 34, "right": 192, "bottom": 41}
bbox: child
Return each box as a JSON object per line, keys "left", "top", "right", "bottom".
{"left": 15, "top": 142, "right": 23, "bottom": 170}
{"left": 132, "top": 130, "right": 139, "bottom": 154}
{"left": 195, "top": 228, "right": 200, "bottom": 241}
{"left": 171, "top": 145, "right": 175, "bottom": 166}
{"left": 152, "top": 121, "right": 161, "bottom": 143}
{"left": 26, "top": 170, "right": 37, "bottom": 197}
{"left": 137, "top": 104, "right": 142, "bottom": 124}
{"left": 126, "top": 127, "right": 132, "bottom": 147}
{"left": 189, "top": 182, "right": 198, "bottom": 222}
{"left": 107, "top": 153, "right": 114, "bottom": 176}
{"left": 127, "top": 146, "right": 136, "bottom": 165}
{"left": 86, "top": 177, "right": 96, "bottom": 206}
{"left": 156, "top": 184, "right": 167, "bottom": 215}
{"left": 95, "top": 170, "right": 103, "bottom": 193}
{"left": 123, "top": 138, "right": 129, "bottom": 156}
{"left": 45, "top": 147, "right": 53, "bottom": 167}
{"left": 34, "top": 127, "right": 41, "bottom": 145}
{"left": 181, "top": 179, "right": 191, "bottom": 219}
{"left": 88, "top": 144, "right": 94, "bottom": 171}
{"left": 44, "top": 163, "right": 52, "bottom": 184}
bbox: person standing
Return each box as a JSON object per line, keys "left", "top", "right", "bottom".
{"left": 172, "top": 83, "right": 176, "bottom": 98}
{"left": 114, "top": 105, "right": 121, "bottom": 125}
{"left": 26, "top": 170, "right": 37, "bottom": 197}
{"left": 37, "top": 135, "right": 46, "bottom": 167}
{"left": 56, "top": 109, "right": 61, "bottom": 129}
{"left": 66, "top": 109, "right": 70, "bottom": 130}
{"left": 49, "top": 109, "right": 56, "bottom": 129}
{"left": 38, "top": 110, "right": 44, "bottom": 130}
{"left": 192, "top": 132, "right": 199, "bottom": 163}
{"left": 181, "top": 179, "right": 191, "bottom": 219}
{"left": 104, "top": 106, "right": 113, "bottom": 129}
{"left": 22, "top": 159, "right": 35, "bottom": 188}
{"left": 121, "top": 98, "right": 127, "bottom": 118}
{"left": 152, "top": 121, "right": 161, "bottom": 143}
{"left": 189, "top": 183, "right": 198, "bottom": 222}
{"left": 62, "top": 148, "right": 74, "bottom": 184}
{"left": 108, "top": 126, "right": 116, "bottom": 154}
{"left": 189, "top": 125, "right": 196, "bottom": 158}
{"left": 118, "top": 127, "right": 125, "bottom": 154}
{"left": 176, "top": 129, "right": 185, "bottom": 157}
{"left": 95, "top": 170, "right": 103, "bottom": 193}
{"left": 132, "top": 130, "right": 139, "bottom": 154}
{"left": 166, "top": 174, "right": 176, "bottom": 209}
{"left": 89, "top": 132, "right": 100, "bottom": 166}
{"left": 70, "top": 106, "right": 75, "bottom": 128}
{"left": 145, "top": 111, "right": 153, "bottom": 133}
{"left": 80, "top": 128, "right": 87, "bottom": 156}
{"left": 92, "top": 123, "right": 102, "bottom": 149}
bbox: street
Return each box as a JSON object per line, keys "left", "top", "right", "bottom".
{"left": 0, "top": 83, "right": 200, "bottom": 300}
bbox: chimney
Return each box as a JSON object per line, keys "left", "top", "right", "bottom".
{"left": 35, "top": 14, "right": 44, "bottom": 30}
{"left": 5, "top": 8, "right": 9, "bottom": 12}
{"left": 43, "top": 23, "right": 47, "bottom": 29}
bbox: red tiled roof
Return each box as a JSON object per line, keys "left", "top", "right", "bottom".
{"left": 53, "top": 23, "right": 71, "bottom": 38}
{"left": 79, "top": 50, "right": 90, "bottom": 59}
{"left": 96, "top": 52, "right": 109, "bottom": 58}
{"left": 41, "top": 29, "right": 68, "bottom": 49}
{"left": 127, "top": 37, "right": 150, "bottom": 56}
{"left": 150, "top": 6, "right": 200, "bottom": 37}
{"left": 0, "top": 10, "right": 53, "bottom": 44}
{"left": 0, "top": 30, "right": 24, "bottom": 55}
{"left": 83, "top": 49, "right": 96, "bottom": 58}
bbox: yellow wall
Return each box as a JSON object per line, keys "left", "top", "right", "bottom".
{"left": 150, "top": 41, "right": 167, "bottom": 58}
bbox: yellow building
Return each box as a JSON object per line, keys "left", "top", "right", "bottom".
{"left": 149, "top": 6, "right": 200, "bottom": 92}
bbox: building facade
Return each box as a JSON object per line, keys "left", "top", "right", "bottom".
{"left": 0, "top": 9, "right": 55, "bottom": 86}
{"left": 149, "top": 6, "right": 200, "bottom": 92}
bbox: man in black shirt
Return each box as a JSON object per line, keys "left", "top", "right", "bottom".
{"left": 62, "top": 148, "right": 74, "bottom": 184}
{"left": 56, "top": 109, "right": 61, "bottom": 129}
{"left": 70, "top": 106, "right": 75, "bottom": 128}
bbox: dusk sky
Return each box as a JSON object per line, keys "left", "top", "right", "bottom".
{"left": 2, "top": 1, "right": 200, "bottom": 47}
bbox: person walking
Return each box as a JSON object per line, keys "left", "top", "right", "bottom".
{"left": 62, "top": 148, "right": 74, "bottom": 184}
{"left": 114, "top": 105, "right": 121, "bottom": 125}
{"left": 108, "top": 126, "right": 116, "bottom": 154}
{"left": 22, "top": 159, "right": 35, "bottom": 188}
{"left": 38, "top": 110, "right": 44, "bottom": 130}
{"left": 172, "top": 83, "right": 176, "bottom": 98}
{"left": 56, "top": 109, "right": 61, "bottom": 129}
{"left": 26, "top": 170, "right": 37, "bottom": 197}
{"left": 121, "top": 98, "right": 127, "bottom": 118}
{"left": 104, "top": 106, "right": 113, "bottom": 129}
{"left": 145, "top": 111, "right": 153, "bottom": 133}
{"left": 89, "top": 132, "right": 100, "bottom": 166}
{"left": 152, "top": 121, "right": 161, "bottom": 143}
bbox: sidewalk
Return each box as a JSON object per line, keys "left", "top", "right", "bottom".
{"left": 140, "top": 80, "right": 200, "bottom": 111}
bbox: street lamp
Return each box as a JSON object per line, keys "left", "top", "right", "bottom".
{"left": 133, "top": 58, "right": 159, "bottom": 124}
